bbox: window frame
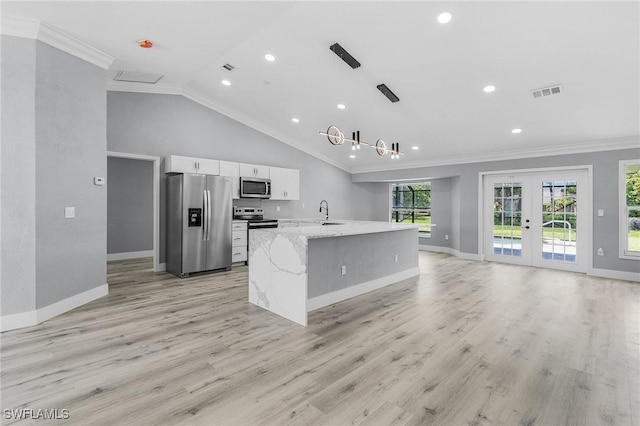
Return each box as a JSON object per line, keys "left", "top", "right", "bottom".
{"left": 619, "top": 159, "right": 640, "bottom": 259}
{"left": 390, "top": 182, "right": 432, "bottom": 238}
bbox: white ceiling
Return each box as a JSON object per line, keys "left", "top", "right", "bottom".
{"left": 3, "top": 1, "right": 639, "bottom": 173}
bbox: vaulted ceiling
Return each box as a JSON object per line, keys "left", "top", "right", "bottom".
{"left": 2, "top": 1, "right": 638, "bottom": 173}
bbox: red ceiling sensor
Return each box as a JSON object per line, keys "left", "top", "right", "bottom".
{"left": 138, "top": 39, "right": 153, "bottom": 49}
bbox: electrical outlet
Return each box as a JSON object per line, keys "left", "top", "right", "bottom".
{"left": 597, "top": 247, "right": 604, "bottom": 256}
{"left": 341, "top": 265, "right": 347, "bottom": 275}
{"left": 445, "top": 234, "right": 449, "bottom": 240}
{"left": 597, "top": 209, "right": 604, "bottom": 217}
{"left": 276, "top": 206, "right": 281, "bottom": 212}
{"left": 394, "top": 254, "right": 399, "bottom": 262}
{"left": 64, "top": 207, "right": 75, "bottom": 219}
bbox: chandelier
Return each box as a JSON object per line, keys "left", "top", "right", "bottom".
{"left": 319, "top": 125, "right": 403, "bottom": 159}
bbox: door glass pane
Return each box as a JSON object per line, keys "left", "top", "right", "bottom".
{"left": 541, "top": 180, "right": 577, "bottom": 263}
{"left": 493, "top": 183, "right": 522, "bottom": 257}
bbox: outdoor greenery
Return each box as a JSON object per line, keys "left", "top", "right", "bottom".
{"left": 627, "top": 167, "right": 640, "bottom": 252}
{"left": 391, "top": 183, "right": 432, "bottom": 235}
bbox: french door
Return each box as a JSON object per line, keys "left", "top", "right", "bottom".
{"left": 483, "top": 170, "right": 588, "bottom": 273}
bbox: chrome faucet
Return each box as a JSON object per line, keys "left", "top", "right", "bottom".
{"left": 319, "top": 200, "right": 329, "bottom": 221}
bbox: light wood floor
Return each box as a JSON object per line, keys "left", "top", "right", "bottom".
{"left": 1, "top": 252, "right": 638, "bottom": 425}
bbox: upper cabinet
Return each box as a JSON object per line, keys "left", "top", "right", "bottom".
{"left": 165, "top": 155, "right": 219, "bottom": 175}
{"left": 270, "top": 167, "right": 300, "bottom": 200}
{"left": 219, "top": 161, "right": 240, "bottom": 199}
{"left": 239, "top": 163, "right": 270, "bottom": 179}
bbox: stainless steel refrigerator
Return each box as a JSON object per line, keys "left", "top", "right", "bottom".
{"left": 167, "top": 174, "right": 232, "bottom": 278}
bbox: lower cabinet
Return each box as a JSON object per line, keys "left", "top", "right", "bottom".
{"left": 232, "top": 220, "right": 248, "bottom": 264}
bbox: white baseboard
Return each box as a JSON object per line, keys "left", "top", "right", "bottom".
{"left": 107, "top": 250, "right": 154, "bottom": 261}
{"left": 307, "top": 267, "right": 420, "bottom": 312}
{"left": 157, "top": 262, "right": 166, "bottom": 272}
{"left": 0, "top": 284, "right": 108, "bottom": 332}
{"left": 589, "top": 268, "right": 640, "bottom": 282}
{"left": 419, "top": 245, "right": 483, "bottom": 261}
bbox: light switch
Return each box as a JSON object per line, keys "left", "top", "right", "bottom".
{"left": 597, "top": 209, "right": 604, "bottom": 217}
{"left": 341, "top": 265, "right": 347, "bottom": 275}
{"left": 65, "top": 207, "right": 76, "bottom": 218}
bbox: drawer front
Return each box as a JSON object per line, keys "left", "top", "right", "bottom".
{"left": 232, "top": 231, "right": 247, "bottom": 246}
{"left": 232, "top": 250, "right": 248, "bottom": 262}
{"left": 232, "top": 222, "right": 248, "bottom": 231}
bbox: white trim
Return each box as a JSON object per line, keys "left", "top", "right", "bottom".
{"left": 351, "top": 137, "right": 639, "bottom": 174}
{"left": 157, "top": 263, "right": 167, "bottom": 272}
{"left": 588, "top": 268, "right": 640, "bottom": 282}
{"left": 307, "top": 267, "right": 419, "bottom": 312}
{"left": 619, "top": 159, "right": 640, "bottom": 259}
{"left": 1, "top": 16, "right": 114, "bottom": 69}
{"left": 107, "top": 151, "right": 161, "bottom": 272}
{"left": 1, "top": 284, "right": 108, "bottom": 332}
{"left": 0, "top": 15, "right": 40, "bottom": 39}
{"left": 419, "top": 245, "right": 483, "bottom": 261}
{"left": 107, "top": 250, "right": 154, "bottom": 261}
{"left": 106, "top": 80, "right": 183, "bottom": 95}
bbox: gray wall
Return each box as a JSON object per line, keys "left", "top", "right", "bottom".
{"left": 351, "top": 182, "right": 390, "bottom": 221}
{"left": 107, "top": 157, "right": 153, "bottom": 254}
{"left": 1, "top": 36, "right": 107, "bottom": 315}
{"left": 34, "top": 42, "right": 107, "bottom": 308}
{"left": 1, "top": 36, "right": 37, "bottom": 316}
{"left": 428, "top": 178, "right": 452, "bottom": 248}
{"left": 106, "top": 92, "right": 358, "bottom": 263}
{"left": 308, "top": 229, "right": 418, "bottom": 298}
{"left": 353, "top": 148, "right": 640, "bottom": 274}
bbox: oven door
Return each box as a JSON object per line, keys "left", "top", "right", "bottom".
{"left": 240, "top": 178, "right": 271, "bottom": 199}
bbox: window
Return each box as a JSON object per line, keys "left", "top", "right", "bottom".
{"left": 391, "top": 182, "right": 431, "bottom": 237}
{"left": 620, "top": 160, "right": 640, "bottom": 258}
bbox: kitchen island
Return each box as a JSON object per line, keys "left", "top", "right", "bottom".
{"left": 248, "top": 220, "right": 419, "bottom": 326}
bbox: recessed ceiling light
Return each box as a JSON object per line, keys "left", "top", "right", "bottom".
{"left": 511, "top": 128, "right": 522, "bottom": 134}
{"left": 483, "top": 85, "right": 496, "bottom": 93}
{"left": 437, "top": 12, "right": 452, "bottom": 24}
{"left": 265, "top": 54, "right": 275, "bottom": 62}
{"left": 349, "top": 155, "right": 356, "bottom": 158}
{"left": 291, "top": 117, "right": 300, "bottom": 123}
{"left": 412, "top": 146, "right": 419, "bottom": 150}
{"left": 337, "top": 104, "right": 346, "bottom": 110}
{"left": 221, "top": 79, "right": 231, "bottom": 86}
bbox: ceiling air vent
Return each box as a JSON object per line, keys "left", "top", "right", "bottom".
{"left": 329, "top": 43, "right": 361, "bottom": 69}
{"left": 532, "top": 84, "right": 562, "bottom": 99}
{"left": 222, "top": 63, "right": 235, "bottom": 71}
{"left": 113, "top": 70, "right": 163, "bottom": 84}
{"left": 377, "top": 83, "right": 400, "bottom": 103}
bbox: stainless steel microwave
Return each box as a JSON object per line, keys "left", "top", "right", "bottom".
{"left": 240, "top": 177, "right": 271, "bottom": 199}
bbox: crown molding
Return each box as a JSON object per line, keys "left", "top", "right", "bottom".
{"left": 349, "top": 137, "right": 640, "bottom": 174}
{"left": 0, "top": 15, "right": 40, "bottom": 39}
{"left": 1, "top": 15, "right": 114, "bottom": 69}
{"left": 106, "top": 80, "right": 182, "bottom": 95}
{"left": 181, "top": 87, "right": 351, "bottom": 173}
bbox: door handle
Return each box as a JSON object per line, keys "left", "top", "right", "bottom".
{"left": 522, "top": 226, "right": 530, "bottom": 229}
{"left": 202, "top": 190, "right": 208, "bottom": 240}
{"left": 206, "top": 190, "right": 212, "bottom": 241}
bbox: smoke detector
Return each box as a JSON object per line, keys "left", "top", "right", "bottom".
{"left": 532, "top": 84, "right": 562, "bottom": 98}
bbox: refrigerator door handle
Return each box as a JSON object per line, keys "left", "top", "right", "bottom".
{"left": 207, "top": 190, "right": 212, "bottom": 241}
{"left": 202, "top": 190, "right": 208, "bottom": 241}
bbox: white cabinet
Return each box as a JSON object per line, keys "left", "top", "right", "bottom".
{"left": 239, "top": 163, "right": 270, "bottom": 179}
{"left": 219, "top": 161, "right": 240, "bottom": 199}
{"left": 270, "top": 167, "right": 300, "bottom": 200}
{"left": 232, "top": 221, "right": 248, "bottom": 264}
{"left": 165, "top": 155, "right": 219, "bottom": 175}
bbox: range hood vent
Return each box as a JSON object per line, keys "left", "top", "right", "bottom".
{"left": 329, "top": 43, "right": 361, "bottom": 69}
{"left": 113, "top": 70, "right": 163, "bottom": 84}
{"left": 532, "top": 84, "right": 562, "bottom": 98}
{"left": 377, "top": 83, "right": 400, "bottom": 103}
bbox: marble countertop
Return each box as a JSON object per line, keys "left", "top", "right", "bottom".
{"left": 255, "top": 219, "right": 419, "bottom": 240}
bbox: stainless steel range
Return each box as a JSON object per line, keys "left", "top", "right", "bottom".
{"left": 233, "top": 207, "right": 278, "bottom": 229}
{"left": 233, "top": 208, "right": 278, "bottom": 264}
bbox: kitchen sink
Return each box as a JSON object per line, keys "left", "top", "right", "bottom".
{"left": 321, "top": 222, "right": 345, "bottom": 226}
